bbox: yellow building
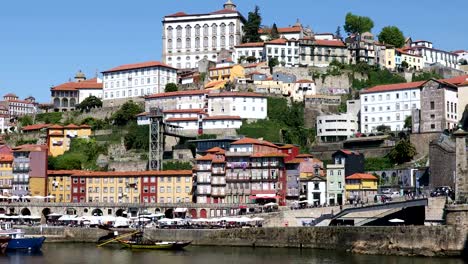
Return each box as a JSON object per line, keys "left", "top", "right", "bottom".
{"left": 47, "top": 170, "right": 77, "bottom": 203}
{"left": 48, "top": 124, "right": 92, "bottom": 157}
{"left": 0, "top": 154, "right": 13, "bottom": 195}
{"left": 397, "top": 48, "right": 424, "bottom": 71}
{"left": 384, "top": 46, "right": 396, "bottom": 70}
{"left": 29, "top": 177, "right": 47, "bottom": 196}
{"left": 205, "top": 64, "right": 245, "bottom": 90}
{"left": 156, "top": 170, "right": 193, "bottom": 204}
{"left": 345, "top": 173, "right": 378, "bottom": 202}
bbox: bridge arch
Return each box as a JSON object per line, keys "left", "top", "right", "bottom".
{"left": 91, "top": 209, "right": 103, "bottom": 216}
{"left": 0, "top": 208, "right": 5, "bottom": 214}
{"left": 8, "top": 208, "right": 15, "bottom": 215}
{"left": 115, "top": 209, "right": 125, "bottom": 217}
{"left": 21, "top": 208, "right": 31, "bottom": 216}
{"left": 66, "top": 208, "right": 77, "bottom": 215}
{"left": 155, "top": 208, "right": 161, "bottom": 213}
{"left": 42, "top": 208, "right": 51, "bottom": 219}
{"left": 164, "top": 208, "right": 174, "bottom": 219}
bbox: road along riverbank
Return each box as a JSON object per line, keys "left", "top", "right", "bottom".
{"left": 23, "top": 226, "right": 466, "bottom": 257}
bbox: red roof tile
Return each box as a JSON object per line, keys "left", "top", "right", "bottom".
{"left": 441, "top": 75, "right": 468, "bottom": 86}
{"left": 210, "top": 9, "right": 239, "bottom": 15}
{"left": 51, "top": 78, "right": 103, "bottom": 91}
{"left": 79, "top": 124, "right": 91, "bottom": 129}
{"left": 136, "top": 112, "right": 149, "bottom": 117}
{"left": 361, "top": 81, "right": 425, "bottom": 94}
{"left": 265, "top": 38, "right": 288, "bottom": 45}
{"left": 296, "top": 79, "right": 314, "bottom": 84}
{"left": 4, "top": 93, "right": 17, "bottom": 97}
{"left": 49, "top": 131, "right": 63, "bottom": 136}
{"left": 146, "top": 90, "right": 207, "bottom": 99}
{"left": 206, "top": 147, "right": 224, "bottom": 153}
{"left": 47, "top": 170, "right": 81, "bottom": 176}
{"left": 251, "top": 152, "right": 288, "bottom": 158}
{"left": 346, "top": 173, "right": 378, "bottom": 180}
{"left": 12, "top": 144, "right": 48, "bottom": 152}
{"left": 205, "top": 80, "right": 227, "bottom": 89}
{"left": 71, "top": 170, "right": 192, "bottom": 177}
{"left": 235, "top": 42, "right": 264, "bottom": 48}
{"left": 48, "top": 124, "right": 64, "bottom": 129}
{"left": 102, "top": 61, "right": 176, "bottom": 73}
{"left": 278, "top": 144, "right": 295, "bottom": 149}
{"left": 22, "top": 124, "right": 51, "bottom": 131}
{"left": 166, "top": 11, "right": 188, "bottom": 17}
{"left": 231, "top": 137, "right": 278, "bottom": 148}
{"left": 165, "top": 117, "right": 198, "bottom": 122}
{"left": 204, "top": 115, "right": 241, "bottom": 120}
{"left": 315, "top": 39, "right": 346, "bottom": 47}
{"left": 64, "top": 124, "right": 80, "bottom": 129}
{"left": 243, "top": 62, "right": 267, "bottom": 68}
{"left": 0, "top": 154, "right": 13, "bottom": 163}
{"left": 208, "top": 92, "right": 265, "bottom": 98}
{"left": 196, "top": 154, "right": 214, "bottom": 161}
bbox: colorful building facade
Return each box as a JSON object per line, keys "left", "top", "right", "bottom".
{"left": 345, "top": 173, "right": 378, "bottom": 203}
{"left": 47, "top": 124, "right": 92, "bottom": 157}
{"left": 0, "top": 154, "right": 13, "bottom": 195}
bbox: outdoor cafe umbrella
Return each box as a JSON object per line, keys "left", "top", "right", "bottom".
{"left": 0, "top": 195, "right": 8, "bottom": 199}
{"left": 22, "top": 195, "right": 32, "bottom": 199}
{"left": 264, "top": 202, "right": 278, "bottom": 207}
{"left": 32, "top": 195, "right": 46, "bottom": 199}
{"left": 45, "top": 195, "right": 55, "bottom": 199}
{"left": 389, "top": 218, "right": 405, "bottom": 223}
{"left": 8, "top": 196, "right": 20, "bottom": 200}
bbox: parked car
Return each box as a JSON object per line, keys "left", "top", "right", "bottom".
{"left": 374, "top": 194, "right": 392, "bottom": 203}
{"left": 430, "top": 186, "right": 454, "bottom": 200}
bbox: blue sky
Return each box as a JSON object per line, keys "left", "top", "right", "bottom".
{"left": 0, "top": 0, "right": 466, "bottom": 102}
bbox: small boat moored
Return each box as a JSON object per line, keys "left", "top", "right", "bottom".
{"left": 0, "top": 223, "right": 45, "bottom": 252}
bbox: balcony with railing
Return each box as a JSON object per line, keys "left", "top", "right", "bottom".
{"left": 13, "top": 167, "right": 30, "bottom": 173}
{"left": 251, "top": 175, "right": 278, "bottom": 182}
{"left": 196, "top": 165, "right": 212, "bottom": 171}
{"left": 211, "top": 178, "right": 226, "bottom": 185}
{"left": 196, "top": 187, "right": 211, "bottom": 195}
{"left": 287, "top": 189, "right": 300, "bottom": 197}
{"left": 225, "top": 175, "right": 250, "bottom": 182}
{"left": 212, "top": 168, "right": 225, "bottom": 174}
{"left": 211, "top": 189, "right": 226, "bottom": 196}
{"left": 197, "top": 177, "right": 211, "bottom": 184}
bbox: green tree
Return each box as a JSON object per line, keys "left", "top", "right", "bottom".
{"left": 344, "top": 12, "right": 374, "bottom": 34}
{"left": 163, "top": 161, "right": 193, "bottom": 170}
{"left": 246, "top": 56, "right": 257, "bottom": 63}
{"left": 270, "top": 23, "right": 280, "bottom": 40}
{"left": 81, "top": 117, "right": 108, "bottom": 130}
{"left": 404, "top": 115, "right": 412, "bottom": 131}
{"left": 242, "top": 6, "right": 262, "bottom": 43}
{"left": 76, "top": 96, "right": 102, "bottom": 112}
{"left": 378, "top": 26, "right": 405, "bottom": 48}
{"left": 124, "top": 123, "right": 149, "bottom": 151}
{"left": 335, "top": 26, "right": 342, "bottom": 39}
{"left": 268, "top": 57, "right": 279, "bottom": 74}
{"left": 376, "top": 124, "right": 391, "bottom": 133}
{"left": 164, "top": 83, "right": 178, "bottom": 93}
{"left": 364, "top": 157, "right": 393, "bottom": 171}
{"left": 401, "top": 61, "right": 409, "bottom": 69}
{"left": 111, "top": 100, "right": 144, "bottom": 126}
{"left": 388, "top": 139, "right": 417, "bottom": 164}
{"left": 411, "top": 71, "right": 443, "bottom": 82}
{"left": 19, "top": 115, "right": 33, "bottom": 127}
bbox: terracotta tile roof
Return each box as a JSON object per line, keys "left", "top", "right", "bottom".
{"left": 441, "top": 75, "right": 468, "bottom": 86}
{"left": 251, "top": 152, "right": 288, "bottom": 158}
{"left": 47, "top": 170, "right": 81, "bottom": 176}
{"left": 210, "top": 9, "right": 239, "bottom": 15}
{"left": 259, "top": 26, "right": 302, "bottom": 34}
{"left": 165, "top": 9, "right": 243, "bottom": 18}
{"left": 79, "top": 124, "right": 91, "bottom": 129}
{"left": 136, "top": 112, "right": 149, "bottom": 117}
{"left": 337, "top": 149, "right": 360, "bottom": 155}
{"left": 146, "top": 90, "right": 207, "bottom": 99}
{"left": 315, "top": 39, "right": 346, "bottom": 47}
{"left": 48, "top": 124, "right": 64, "bottom": 129}
{"left": 278, "top": 144, "right": 295, "bottom": 149}
{"left": 206, "top": 147, "right": 224, "bottom": 153}
{"left": 22, "top": 123, "right": 51, "bottom": 131}
{"left": 163, "top": 109, "right": 205, "bottom": 114}
{"left": 12, "top": 144, "right": 48, "bottom": 152}
{"left": 346, "top": 173, "right": 378, "bottom": 180}
{"left": 231, "top": 137, "right": 278, "bottom": 148}
{"left": 51, "top": 78, "right": 103, "bottom": 91}
{"left": 361, "top": 81, "right": 425, "bottom": 94}
{"left": 71, "top": 170, "right": 192, "bottom": 177}
{"left": 296, "top": 79, "right": 314, "bottom": 84}
{"left": 396, "top": 48, "right": 422, "bottom": 57}
{"left": 205, "top": 80, "right": 227, "bottom": 89}
{"left": 49, "top": 131, "right": 63, "bottom": 136}
{"left": 265, "top": 38, "right": 288, "bottom": 45}
{"left": 204, "top": 115, "right": 241, "bottom": 120}
{"left": 166, "top": 11, "right": 188, "bottom": 17}
{"left": 4, "top": 93, "right": 17, "bottom": 97}
{"left": 196, "top": 154, "right": 214, "bottom": 161}
{"left": 208, "top": 92, "right": 265, "bottom": 98}
{"left": 235, "top": 42, "right": 264, "bottom": 48}
{"left": 286, "top": 158, "right": 302, "bottom": 164}
{"left": 64, "top": 124, "right": 80, "bottom": 129}
{"left": 243, "top": 62, "right": 267, "bottom": 68}
{"left": 165, "top": 117, "right": 198, "bottom": 122}
{"left": 0, "top": 154, "right": 13, "bottom": 163}
{"left": 102, "top": 61, "right": 176, "bottom": 73}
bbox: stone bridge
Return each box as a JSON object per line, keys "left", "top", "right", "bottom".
{"left": 0, "top": 202, "right": 260, "bottom": 220}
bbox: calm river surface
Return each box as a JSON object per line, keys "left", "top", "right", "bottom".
{"left": 1, "top": 243, "right": 464, "bottom": 264}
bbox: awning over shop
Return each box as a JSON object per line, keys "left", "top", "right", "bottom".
{"left": 174, "top": 208, "right": 188, "bottom": 213}
{"left": 249, "top": 194, "right": 280, "bottom": 199}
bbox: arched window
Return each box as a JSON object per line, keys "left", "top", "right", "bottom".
{"left": 220, "top": 23, "right": 226, "bottom": 35}
{"left": 211, "top": 24, "right": 218, "bottom": 35}
{"left": 203, "top": 24, "right": 209, "bottom": 36}
{"left": 212, "top": 36, "right": 217, "bottom": 48}
{"left": 195, "top": 24, "right": 201, "bottom": 36}
{"left": 167, "top": 26, "right": 173, "bottom": 39}
{"left": 203, "top": 37, "right": 208, "bottom": 48}
{"left": 229, "top": 35, "right": 234, "bottom": 47}
{"left": 177, "top": 38, "right": 182, "bottom": 49}
{"left": 221, "top": 36, "right": 226, "bottom": 47}
{"left": 176, "top": 26, "right": 182, "bottom": 37}
{"left": 229, "top": 22, "right": 235, "bottom": 34}
{"left": 186, "top": 38, "right": 191, "bottom": 48}
{"left": 167, "top": 39, "right": 173, "bottom": 50}
{"left": 185, "top": 25, "right": 191, "bottom": 37}
{"left": 195, "top": 37, "right": 200, "bottom": 49}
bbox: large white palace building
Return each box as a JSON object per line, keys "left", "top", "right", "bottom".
{"left": 161, "top": 0, "right": 245, "bottom": 69}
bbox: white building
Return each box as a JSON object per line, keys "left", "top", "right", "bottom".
{"left": 360, "top": 82, "right": 422, "bottom": 133}
{"left": 102, "top": 61, "right": 177, "bottom": 102}
{"left": 454, "top": 50, "right": 468, "bottom": 64}
{"left": 265, "top": 38, "right": 300, "bottom": 67}
{"left": 162, "top": 0, "right": 245, "bottom": 69}
{"left": 1, "top": 94, "right": 36, "bottom": 117}
{"left": 259, "top": 21, "right": 308, "bottom": 41}
{"left": 207, "top": 92, "right": 267, "bottom": 120}
{"left": 233, "top": 42, "right": 265, "bottom": 63}
{"left": 317, "top": 113, "right": 358, "bottom": 142}
{"left": 290, "top": 80, "right": 316, "bottom": 102}
{"left": 406, "top": 40, "right": 458, "bottom": 69}
{"left": 0, "top": 114, "right": 9, "bottom": 134}
{"left": 306, "top": 179, "right": 326, "bottom": 206}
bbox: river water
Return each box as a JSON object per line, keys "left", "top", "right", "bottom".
{"left": 2, "top": 243, "right": 464, "bottom": 264}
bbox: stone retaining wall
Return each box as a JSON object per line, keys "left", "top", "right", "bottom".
{"left": 23, "top": 226, "right": 466, "bottom": 257}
